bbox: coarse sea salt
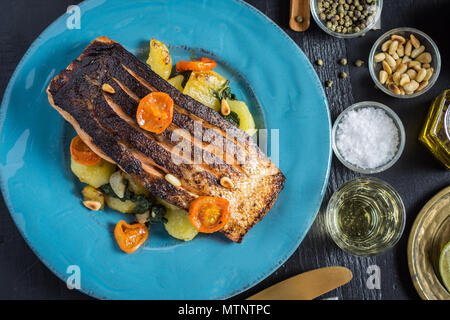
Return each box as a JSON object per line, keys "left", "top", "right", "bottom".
{"left": 335, "top": 107, "right": 399, "bottom": 169}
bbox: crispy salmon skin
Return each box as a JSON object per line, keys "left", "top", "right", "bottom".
{"left": 47, "top": 37, "right": 285, "bottom": 242}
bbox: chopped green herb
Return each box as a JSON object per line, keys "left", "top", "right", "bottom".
{"left": 211, "top": 81, "right": 237, "bottom": 101}
{"left": 100, "top": 183, "right": 154, "bottom": 214}
{"left": 224, "top": 111, "right": 240, "bottom": 127}
{"left": 148, "top": 204, "right": 168, "bottom": 224}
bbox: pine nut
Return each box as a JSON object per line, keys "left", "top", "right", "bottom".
{"left": 408, "top": 61, "right": 421, "bottom": 69}
{"left": 220, "top": 99, "right": 231, "bottom": 116}
{"left": 416, "top": 80, "right": 429, "bottom": 92}
{"left": 423, "top": 68, "right": 434, "bottom": 81}
{"left": 416, "top": 52, "right": 432, "bottom": 64}
{"left": 165, "top": 174, "right": 181, "bottom": 187}
{"left": 382, "top": 61, "right": 392, "bottom": 75}
{"left": 406, "top": 69, "right": 417, "bottom": 80}
{"left": 388, "top": 83, "right": 401, "bottom": 95}
{"left": 403, "top": 80, "right": 419, "bottom": 93}
{"left": 220, "top": 176, "right": 234, "bottom": 189}
{"left": 399, "top": 74, "right": 411, "bottom": 87}
{"left": 102, "top": 83, "right": 115, "bottom": 94}
{"left": 397, "top": 44, "right": 405, "bottom": 57}
{"left": 385, "top": 54, "right": 396, "bottom": 69}
{"left": 393, "top": 72, "right": 401, "bottom": 85}
{"left": 396, "top": 63, "right": 407, "bottom": 75}
{"left": 391, "top": 34, "right": 406, "bottom": 44}
{"left": 405, "top": 41, "right": 412, "bottom": 56}
{"left": 83, "top": 200, "right": 102, "bottom": 211}
{"left": 422, "top": 63, "right": 431, "bottom": 69}
{"left": 411, "top": 45, "right": 425, "bottom": 59}
{"left": 415, "top": 68, "right": 427, "bottom": 83}
{"left": 374, "top": 53, "right": 386, "bottom": 63}
{"left": 381, "top": 40, "right": 392, "bottom": 52}
{"left": 402, "top": 56, "right": 411, "bottom": 64}
{"left": 410, "top": 34, "right": 421, "bottom": 49}
{"left": 389, "top": 41, "right": 399, "bottom": 56}
{"left": 379, "top": 70, "right": 388, "bottom": 84}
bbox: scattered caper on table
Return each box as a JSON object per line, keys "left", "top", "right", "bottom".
{"left": 316, "top": 59, "right": 324, "bottom": 66}
{"left": 317, "top": 0, "right": 378, "bottom": 35}
{"left": 340, "top": 58, "right": 348, "bottom": 65}
{"left": 325, "top": 80, "right": 333, "bottom": 87}
{"left": 355, "top": 59, "right": 365, "bottom": 67}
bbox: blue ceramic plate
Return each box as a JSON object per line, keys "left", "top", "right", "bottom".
{"left": 0, "top": 0, "right": 330, "bottom": 299}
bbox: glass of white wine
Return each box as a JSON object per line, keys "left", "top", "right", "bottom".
{"left": 326, "top": 177, "right": 406, "bottom": 257}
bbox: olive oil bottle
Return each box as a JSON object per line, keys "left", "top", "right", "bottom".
{"left": 419, "top": 89, "right": 450, "bottom": 169}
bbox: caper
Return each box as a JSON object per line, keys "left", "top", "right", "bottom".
{"left": 339, "top": 72, "right": 348, "bottom": 79}
{"left": 317, "top": 0, "right": 377, "bottom": 35}
{"left": 325, "top": 80, "right": 333, "bottom": 87}
{"left": 316, "top": 59, "right": 324, "bottom": 66}
{"left": 355, "top": 59, "right": 364, "bottom": 67}
{"left": 295, "top": 15, "right": 304, "bottom": 23}
{"left": 340, "top": 58, "right": 348, "bottom": 65}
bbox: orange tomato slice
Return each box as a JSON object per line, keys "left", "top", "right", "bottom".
{"left": 70, "top": 136, "right": 101, "bottom": 166}
{"left": 189, "top": 196, "right": 230, "bottom": 233}
{"left": 136, "top": 92, "right": 174, "bottom": 134}
{"left": 175, "top": 57, "right": 217, "bottom": 73}
{"left": 114, "top": 220, "right": 149, "bottom": 254}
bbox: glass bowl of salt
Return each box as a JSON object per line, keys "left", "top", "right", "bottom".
{"left": 332, "top": 101, "right": 405, "bottom": 174}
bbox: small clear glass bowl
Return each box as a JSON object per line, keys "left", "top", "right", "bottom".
{"left": 369, "top": 27, "right": 441, "bottom": 98}
{"left": 326, "top": 177, "right": 406, "bottom": 257}
{"left": 332, "top": 101, "right": 406, "bottom": 174}
{"left": 310, "top": 0, "right": 383, "bottom": 39}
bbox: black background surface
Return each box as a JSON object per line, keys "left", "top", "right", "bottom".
{"left": 0, "top": 0, "right": 448, "bottom": 300}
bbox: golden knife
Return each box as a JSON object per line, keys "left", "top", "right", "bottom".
{"left": 247, "top": 266, "right": 352, "bottom": 300}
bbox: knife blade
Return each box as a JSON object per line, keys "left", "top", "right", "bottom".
{"left": 247, "top": 266, "right": 352, "bottom": 300}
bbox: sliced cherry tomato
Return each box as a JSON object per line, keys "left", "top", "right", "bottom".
{"left": 114, "top": 220, "right": 149, "bottom": 254}
{"left": 70, "top": 136, "right": 101, "bottom": 166}
{"left": 189, "top": 196, "right": 230, "bottom": 233}
{"left": 175, "top": 57, "right": 217, "bottom": 73}
{"left": 136, "top": 92, "right": 174, "bottom": 134}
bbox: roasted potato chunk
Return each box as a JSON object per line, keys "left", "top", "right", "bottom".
{"left": 81, "top": 185, "right": 105, "bottom": 209}
{"left": 122, "top": 172, "right": 150, "bottom": 196}
{"left": 104, "top": 195, "right": 137, "bottom": 214}
{"left": 226, "top": 99, "right": 257, "bottom": 136}
{"left": 167, "top": 75, "right": 184, "bottom": 92}
{"left": 146, "top": 39, "right": 172, "bottom": 80}
{"left": 164, "top": 207, "right": 198, "bottom": 241}
{"left": 70, "top": 157, "right": 116, "bottom": 188}
{"left": 183, "top": 70, "right": 228, "bottom": 111}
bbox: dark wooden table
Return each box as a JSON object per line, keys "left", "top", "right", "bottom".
{"left": 0, "top": 0, "right": 448, "bottom": 300}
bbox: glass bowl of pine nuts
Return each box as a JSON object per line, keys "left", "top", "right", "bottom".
{"left": 369, "top": 27, "right": 441, "bottom": 98}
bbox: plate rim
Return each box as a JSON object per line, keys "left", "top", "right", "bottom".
{"left": 0, "top": 0, "right": 331, "bottom": 299}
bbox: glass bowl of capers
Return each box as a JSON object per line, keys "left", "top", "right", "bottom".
{"left": 310, "top": 0, "right": 382, "bottom": 39}
{"left": 369, "top": 27, "right": 441, "bottom": 98}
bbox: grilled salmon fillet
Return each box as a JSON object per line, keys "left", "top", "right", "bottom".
{"left": 47, "top": 37, "right": 285, "bottom": 242}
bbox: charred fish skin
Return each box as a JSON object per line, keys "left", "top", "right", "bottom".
{"left": 47, "top": 37, "right": 285, "bottom": 242}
